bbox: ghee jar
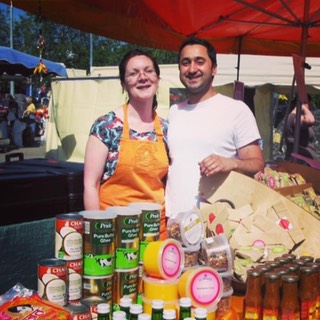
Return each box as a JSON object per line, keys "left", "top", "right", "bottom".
{"left": 143, "top": 274, "right": 179, "bottom": 301}
{"left": 143, "top": 239, "right": 184, "bottom": 279}
{"left": 178, "top": 266, "right": 223, "bottom": 308}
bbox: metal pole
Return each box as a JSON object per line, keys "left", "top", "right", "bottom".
{"left": 89, "top": 33, "right": 93, "bottom": 74}
{"left": 10, "top": 1, "right": 14, "bottom": 95}
{"left": 292, "top": 0, "right": 310, "bottom": 155}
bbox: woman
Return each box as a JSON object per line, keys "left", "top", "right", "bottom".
{"left": 84, "top": 49, "right": 169, "bottom": 239}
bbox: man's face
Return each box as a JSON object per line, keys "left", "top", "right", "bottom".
{"left": 179, "top": 44, "right": 217, "bottom": 97}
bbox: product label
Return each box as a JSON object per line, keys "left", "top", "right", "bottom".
{"left": 161, "top": 243, "right": 182, "bottom": 277}
{"left": 244, "top": 306, "right": 261, "bottom": 319}
{"left": 190, "top": 269, "right": 222, "bottom": 305}
{"left": 300, "top": 299, "right": 316, "bottom": 320}
{"left": 280, "top": 311, "right": 300, "bottom": 320}
{"left": 115, "top": 248, "right": 139, "bottom": 269}
{"left": 83, "top": 253, "right": 114, "bottom": 276}
{"left": 262, "top": 308, "right": 279, "bottom": 320}
{"left": 141, "top": 210, "right": 160, "bottom": 239}
{"left": 55, "top": 217, "right": 83, "bottom": 260}
{"left": 182, "top": 213, "right": 202, "bottom": 245}
{"left": 38, "top": 262, "right": 67, "bottom": 307}
{"left": 66, "top": 259, "right": 83, "bottom": 302}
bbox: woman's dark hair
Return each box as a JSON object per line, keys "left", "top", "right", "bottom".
{"left": 178, "top": 37, "right": 217, "bottom": 67}
{"left": 119, "top": 49, "right": 160, "bottom": 110}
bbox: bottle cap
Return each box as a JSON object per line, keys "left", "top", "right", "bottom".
{"left": 163, "top": 309, "right": 176, "bottom": 320}
{"left": 138, "top": 313, "right": 151, "bottom": 320}
{"left": 130, "top": 304, "right": 143, "bottom": 314}
{"left": 97, "top": 303, "right": 110, "bottom": 314}
{"left": 120, "top": 296, "right": 133, "bottom": 307}
{"left": 194, "top": 307, "right": 207, "bottom": 318}
{"left": 113, "top": 310, "right": 127, "bottom": 320}
{"left": 179, "top": 297, "right": 192, "bottom": 307}
{"left": 152, "top": 299, "right": 164, "bottom": 309}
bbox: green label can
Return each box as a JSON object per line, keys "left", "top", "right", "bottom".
{"left": 128, "top": 202, "right": 161, "bottom": 262}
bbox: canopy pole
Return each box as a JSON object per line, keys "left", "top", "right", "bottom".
{"left": 10, "top": 1, "right": 14, "bottom": 95}
{"left": 236, "top": 37, "right": 243, "bottom": 81}
{"left": 292, "top": 0, "right": 310, "bottom": 155}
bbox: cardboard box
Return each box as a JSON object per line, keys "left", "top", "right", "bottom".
{"left": 273, "top": 161, "right": 320, "bottom": 192}
{"left": 198, "top": 171, "right": 320, "bottom": 258}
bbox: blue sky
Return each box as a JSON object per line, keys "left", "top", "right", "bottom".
{"left": 0, "top": 2, "right": 26, "bottom": 18}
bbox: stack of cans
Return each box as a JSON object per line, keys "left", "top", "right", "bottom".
{"left": 80, "top": 210, "right": 117, "bottom": 307}
{"left": 55, "top": 212, "right": 84, "bottom": 305}
{"left": 106, "top": 206, "right": 141, "bottom": 311}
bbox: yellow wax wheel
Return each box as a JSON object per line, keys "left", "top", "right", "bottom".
{"left": 143, "top": 239, "right": 184, "bottom": 279}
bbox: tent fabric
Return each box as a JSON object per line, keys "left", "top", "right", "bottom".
{"left": 0, "top": 46, "right": 67, "bottom": 77}
{"left": 90, "top": 54, "right": 320, "bottom": 91}
{"left": 2, "top": 0, "right": 320, "bottom": 57}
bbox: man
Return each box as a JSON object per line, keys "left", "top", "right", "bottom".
{"left": 165, "top": 37, "right": 264, "bottom": 217}
{"left": 285, "top": 99, "right": 318, "bottom": 161}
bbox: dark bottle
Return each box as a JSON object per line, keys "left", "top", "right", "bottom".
{"left": 280, "top": 275, "right": 300, "bottom": 320}
{"left": 305, "top": 262, "right": 320, "bottom": 319}
{"left": 285, "top": 263, "right": 300, "bottom": 278}
{"left": 151, "top": 299, "right": 164, "bottom": 320}
{"left": 299, "top": 266, "right": 316, "bottom": 320}
{"left": 300, "top": 255, "right": 314, "bottom": 264}
{"left": 255, "top": 264, "right": 273, "bottom": 297}
{"left": 262, "top": 272, "right": 280, "bottom": 320}
{"left": 179, "top": 297, "right": 192, "bottom": 320}
{"left": 98, "top": 303, "right": 111, "bottom": 320}
{"left": 243, "top": 268, "right": 263, "bottom": 320}
{"left": 120, "top": 296, "right": 133, "bottom": 320}
{"left": 281, "top": 253, "right": 296, "bottom": 263}
{"left": 129, "top": 304, "right": 143, "bottom": 320}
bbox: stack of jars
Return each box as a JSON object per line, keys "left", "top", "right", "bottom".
{"left": 142, "top": 238, "right": 185, "bottom": 313}
{"left": 243, "top": 253, "right": 320, "bottom": 320}
{"left": 200, "top": 234, "right": 234, "bottom": 318}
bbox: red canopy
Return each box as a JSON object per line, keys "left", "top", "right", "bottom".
{"left": 3, "top": 0, "right": 320, "bottom": 56}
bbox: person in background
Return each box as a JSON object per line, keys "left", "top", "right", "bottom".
{"left": 23, "top": 96, "right": 37, "bottom": 135}
{"left": 166, "top": 37, "right": 265, "bottom": 217}
{"left": 0, "top": 94, "right": 9, "bottom": 139}
{"left": 284, "top": 97, "right": 318, "bottom": 160}
{"left": 84, "top": 49, "right": 169, "bottom": 239}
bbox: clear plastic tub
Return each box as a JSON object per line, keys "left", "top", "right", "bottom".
{"left": 216, "top": 288, "right": 234, "bottom": 318}
{"left": 183, "top": 243, "right": 200, "bottom": 268}
{"left": 201, "top": 234, "right": 233, "bottom": 272}
{"left": 167, "top": 210, "right": 204, "bottom": 248}
{"left": 219, "top": 269, "right": 233, "bottom": 293}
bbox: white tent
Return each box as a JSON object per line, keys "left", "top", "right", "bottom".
{"left": 46, "top": 54, "right": 320, "bottom": 163}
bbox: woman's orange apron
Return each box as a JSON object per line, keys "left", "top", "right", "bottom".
{"left": 99, "top": 104, "right": 169, "bottom": 239}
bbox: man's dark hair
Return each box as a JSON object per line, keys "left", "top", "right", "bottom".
{"left": 178, "top": 37, "right": 217, "bottom": 66}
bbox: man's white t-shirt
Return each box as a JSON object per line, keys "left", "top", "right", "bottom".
{"left": 165, "top": 93, "right": 261, "bottom": 217}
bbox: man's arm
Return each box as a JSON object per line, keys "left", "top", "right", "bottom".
{"left": 199, "top": 141, "right": 265, "bottom": 177}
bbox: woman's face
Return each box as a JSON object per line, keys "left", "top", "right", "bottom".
{"left": 123, "top": 55, "right": 159, "bottom": 103}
